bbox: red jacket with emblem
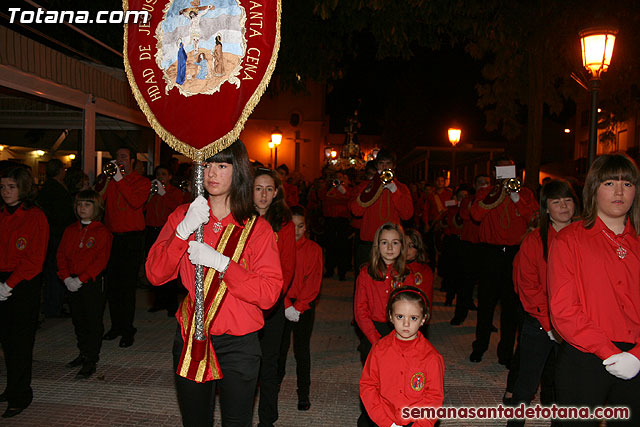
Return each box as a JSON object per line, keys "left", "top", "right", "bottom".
{"left": 406, "top": 261, "right": 434, "bottom": 313}
{"left": 361, "top": 332, "right": 445, "bottom": 427}
{"left": 103, "top": 171, "right": 151, "bottom": 233}
{"left": 145, "top": 204, "right": 283, "bottom": 336}
{"left": 355, "top": 264, "right": 416, "bottom": 345}
{"left": 0, "top": 204, "right": 49, "bottom": 288}
{"left": 284, "top": 236, "right": 323, "bottom": 313}
{"left": 57, "top": 221, "right": 113, "bottom": 284}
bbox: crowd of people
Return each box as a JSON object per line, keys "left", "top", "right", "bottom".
{"left": 1, "top": 142, "right": 639, "bottom": 426}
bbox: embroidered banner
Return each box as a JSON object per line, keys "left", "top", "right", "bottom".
{"left": 124, "top": 0, "right": 281, "bottom": 160}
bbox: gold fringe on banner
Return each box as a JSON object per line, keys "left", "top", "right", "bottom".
{"left": 122, "top": 0, "right": 282, "bottom": 161}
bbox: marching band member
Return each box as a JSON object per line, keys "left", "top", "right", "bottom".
{"left": 101, "top": 147, "right": 151, "bottom": 348}
{"left": 146, "top": 140, "right": 282, "bottom": 426}
{"left": 0, "top": 166, "right": 49, "bottom": 418}
{"left": 320, "top": 171, "right": 353, "bottom": 280}
{"left": 549, "top": 154, "right": 640, "bottom": 425}
{"left": 57, "top": 190, "right": 113, "bottom": 380}
{"left": 253, "top": 167, "right": 296, "bottom": 427}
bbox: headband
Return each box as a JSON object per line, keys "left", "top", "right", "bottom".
{"left": 393, "top": 287, "right": 429, "bottom": 310}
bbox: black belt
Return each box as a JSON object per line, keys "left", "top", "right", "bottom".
{"left": 113, "top": 230, "right": 145, "bottom": 237}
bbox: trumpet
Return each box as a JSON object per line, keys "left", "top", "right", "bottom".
{"left": 150, "top": 180, "right": 166, "bottom": 194}
{"left": 103, "top": 161, "right": 124, "bottom": 178}
{"left": 331, "top": 178, "right": 342, "bottom": 188}
{"left": 380, "top": 169, "right": 394, "bottom": 184}
{"left": 179, "top": 179, "right": 191, "bottom": 192}
{"left": 503, "top": 178, "right": 521, "bottom": 194}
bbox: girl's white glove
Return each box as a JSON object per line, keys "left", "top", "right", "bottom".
{"left": 285, "top": 306, "right": 301, "bottom": 322}
{"left": 176, "top": 196, "right": 210, "bottom": 240}
{"left": 0, "top": 282, "right": 12, "bottom": 301}
{"left": 64, "top": 277, "right": 82, "bottom": 292}
{"left": 603, "top": 352, "right": 640, "bottom": 380}
{"left": 188, "top": 241, "right": 230, "bottom": 272}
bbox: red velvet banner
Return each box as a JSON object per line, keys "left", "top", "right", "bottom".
{"left": 124, "top": 0, "right": 281, "bottom": 159}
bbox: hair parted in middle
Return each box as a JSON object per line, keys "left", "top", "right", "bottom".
{"left": 368, "top": 222, "right": 408, "bottom": 282}
{"left": 253, "top": 167, "right": 292, "bottom": 232}
{"left": 404, "top": 228, "right": 428, "bottom": 264}
{"left": 538, "top": 178, "right": 580, "bottom": 260}
{"left": 75, "top": 189, "right": 104, "bottom": 221}
{"left": 582, "top": 153, "right": 640, "bottom": 236}
{"left": 205, "top": 139, "right": 255, "bottom": 225}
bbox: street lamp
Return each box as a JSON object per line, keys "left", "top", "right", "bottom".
{"left": 579, "top": 27, "right": 617, "bottom": 166}
{"left": 270, "top": 127, "right": 282, "bottom": 168}
{"left": 448, "top": 128, "right": 461, "bottom": 186}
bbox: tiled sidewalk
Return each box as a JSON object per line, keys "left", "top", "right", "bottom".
{"left": 0, "top": 275, "right": 550, "bottom": 426}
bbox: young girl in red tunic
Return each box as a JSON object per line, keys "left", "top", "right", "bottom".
{"left": 361, "top": 286, "right": 444, "bottom": 427}
{"left": 404, "top": 228, "right": 434, "bottom": 314}
{"left": 57, "top": 190, "right": 113, "bottom": 380}
{"left": 549, "top": 154, "right": 640, "bottom": 425}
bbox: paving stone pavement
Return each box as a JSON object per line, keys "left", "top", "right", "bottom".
{"left": 0, "top": 274, "right": 553, "bottom": 426}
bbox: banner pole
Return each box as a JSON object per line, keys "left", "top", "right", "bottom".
{"left": 192, "top": 160, "right": 206, "bottom": 342}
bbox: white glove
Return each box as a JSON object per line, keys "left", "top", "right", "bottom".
{"left": 64, "top": 276, "right": 82, "bottom": 292}
{"left": 154, "top": 179, "right": 166, "bottom": 196}
{"left": 337, "top": 184, "right": 346, "bottom": 194}
{"left": 509, "top": 192, "right": 520, "bottom": 203}
{"left": 547, "top": 330, "right": 558, "bottom": 342}
{"left": 176, "top": 195, "right": 210, "bottom": 240}
{"left": 188, "top": 241, "right": 230, "bottom": 272}
{"left": 0, "top": 282, "right": 12, "bottom": 301}
{"left": 391, "top": 424, "right": 402, "bottom": 427}
{"left": 285, "top": 306, "right": 301, "bottom": 322}
{"left": 603, "top": 352, "right": 640, "bottom": 380}
{"left": 111, "top": 160, "right": 123, "bottom": 182}
{"left": 384, "top": 181, "right": 398, "bottom": 193}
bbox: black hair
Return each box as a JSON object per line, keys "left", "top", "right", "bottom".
{"left": 253, "top": 167, "right": 292, "bottom": 232}
{"left": 75, "top": 189, "right": 104, "bottom": 221}
{"left": 539, "top": 179, "right": 580, "bottom": 260}
{"left": 46, "top": 159, "right": 64, "bottom": 179}
{"left": 0, "top": 166, "right": 36, "bottom": 209}
{"left": 276, "top": 164, "right": 290, "bottom": 176}
{"left": 386, "top": 285, "right": 430, "bottom": 323}
{"left": 375, "top": 148, "right": 396, "bottom": 165}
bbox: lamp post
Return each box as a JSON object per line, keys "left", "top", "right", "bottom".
{"left": 270, "top": 126, "right": 282, "bottom": 168}
{"left": 448, "top": 128, "right": 461, "bottom": 186}
{"left": 579, "top": 27, "right": 617, "bottom": 167}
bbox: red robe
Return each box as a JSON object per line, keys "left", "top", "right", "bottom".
{"left": 406, "top": 261, "right": 434, "bottom": 313}
{"left": 361, "top": 333, "right": 445, "bottom": 427}
{"left": 57, "top": 221, "right": 113, "bottom": 283}
{"left": 103, "top": 171, "right": 151, "bottom": 233}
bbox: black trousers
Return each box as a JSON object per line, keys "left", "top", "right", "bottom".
{"left": 453, "top": 240, "right": 480, "bottom": 321}
{"left": 172, "top": 327, "right": 261, "bottom": 427}
{"left": 258, "top": 300, "right": 285, "bottom": 427}
{"left": 69, "top": 275, "right": 106, "bottom": 363}
{"left": 105, "top": 231, "right": 144, "bottom": 338}
{"left": 324, "top": 217, "right": 352, "bottom": 278}
{"left": 554, "top": 341, "right": 640, "bottom": 426}
{"left": 0, "top": 271, "right": 41, "bottom": 408}
{"left": 358, "top": 321, "right": 393, "bottom": 427}
{"left": 472, "top": 243, "right": 521, "bottom": 363}
{"left": 507, "top": 314, "right": 558, "bottom": 427}
{"left": 146, "top": 226, "right": 179, "bottom": 313}
{"left": 278, "top": 304, "right": 316, "bottom": 400}
{"left": 42, "top": 233, "right": 66, "bottom": 317}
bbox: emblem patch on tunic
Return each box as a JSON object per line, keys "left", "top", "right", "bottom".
{"left": 414, "top": 272, "right": 423, "bottom": 286}
{"left": 410, "top": 372, "right": 425, "bottom": 391}
{"left": 86, "top": 237, "right": 96, "bottom": 248}
{"left": 16, "top": 237, "right": 27, "bottom": 251}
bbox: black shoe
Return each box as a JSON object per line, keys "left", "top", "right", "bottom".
{"left": 502, "top": 392, "right": 513, "bottom": 405}
{"left": 119, "top": 329, "right": 136, "bottom": 348}
{"left": 103, "top": 330, "right": 120, "bottom": 340}
{"left": 2, "top": 405, "right": 27, "bottom": 418}
{"left": 297, "top": 400, "right": 311, "bottom": 411}
{"left": 450, "top": 317, "right": 465, "bottom": 326}
{"left": 491, "top": 325, "right": 498, "bottom": 333}
{"left": 468, "top": 302, "right": 478, "bottom": 311}
{"left": 0, "top": 392, "right": 6, "bottom": 402}
{"left": 469, "top": 351, "right": 483, "bottom": 363}
{"left": 66, "top": 355, "right": 85, "bottom": 368}
{"left": 498, "top": 358, "right": 511, "bottom": 369}
{"left": 75, "top": 362, "right": 96, "bottom": 379}
{"left": 147, "top": 306, "right": 164, "bottom": 313}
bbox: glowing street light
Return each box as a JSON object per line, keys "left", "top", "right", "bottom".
{"left": 448, "top": 128, "right": 461, "bottom": 147}
{"left": 579, "top": 27, "right": 617, "bottom": 166}
{"left": 270, "top": 127, "right": 283, "bottom": 168}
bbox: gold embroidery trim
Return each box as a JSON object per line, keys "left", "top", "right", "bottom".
{"left": 122, "top": 1, "right": 282, "bottom": 161}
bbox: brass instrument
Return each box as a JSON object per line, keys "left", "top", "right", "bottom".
{"left": 504, "top": 178, "right": 521, "bottom": 194}
{"left": 150, "top": 180, "right": 166, "bottom": 194}
{"left": 380, "top": 169, "right": 394, "bottom": 184}
{"left": 331, "top": 178, "right": 341, "bottom": 188}
{"left": 179, "top": 179, "right": 191, "bottom": 192}
{"left": 103, "top": 161, "right": 124, "bottom": 178}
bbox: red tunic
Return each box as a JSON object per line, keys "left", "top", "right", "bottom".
{"left": 0, "top": 205, "right": 49, "bottom": 287}
{"left": 282, "top": 181, "right": 299, "bottom": 208}
{"left": 320, "top": 185, "right": 353, "bottom": 218}
{"left": 145, "top": 184, "right": 184, "bottom": 227}
{"left": 548, "top": 218, "right": 640, "bottom": 361}
{"left": 355, "top": 264, "right": 416, "bottom": 345}
{"left": 145, "top": 204, "right": 283, "bottom": 336}
{"left": 406, "top": 261, "right": 434, "bottom": 313}
{"left": 470, "top": 185, "right": 538, "bottom": 246}
{"left": 57, "top": 221, "right": 113, "bottom": 283}
{"left": 350, "top": 180, "right": 414, "bottom": 242}
{"left": 424, "top": 188, "right": 453, "bottom": 224}
{"left": 103, "top": 171, "right": 151, "bottom": 233}
{"left": 276, "top": 220, "right": 296, "bottom": 295}
{"left": 444, "top": 204, "right": 464, "bottom": 237}
{"left": 284, "top": 236, "right": 323, "bottom": 313}
{"left": 513, "top": 226, "right": 557, "bottom": 332}
{"left": 361, "top": 333, "right": 445, "bottom": 427}
{"left": 458, "top": 194, "right": 480, "bottom": 243}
